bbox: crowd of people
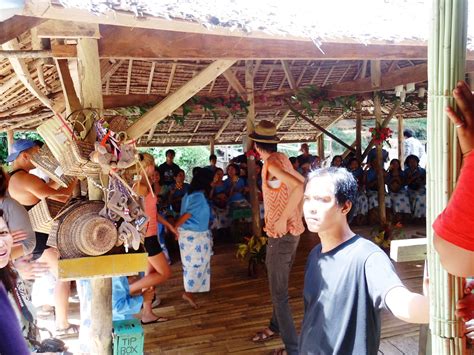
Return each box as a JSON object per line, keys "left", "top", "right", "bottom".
{"left": 0, "top": 81, "right": 472, "bottom": 354}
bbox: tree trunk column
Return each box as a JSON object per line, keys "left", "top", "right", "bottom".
{"left": 245, "top": 60, "right": 262, "bottom": 238}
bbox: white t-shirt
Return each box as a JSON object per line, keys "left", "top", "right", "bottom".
{"left": 404, "top": 137, "right": 425, "bottom": 164}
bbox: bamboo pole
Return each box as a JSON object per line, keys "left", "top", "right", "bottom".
{"left": 373, "top": 93, "right": 387, "bottom": 225}
{"left": 245, "top": 60, "right": 262, "bottom": 238}
{"left": 355, "top": 102, "right": 362, "bottom": 161}
{"left": 427, "top": 0, "right": 467, "bottom": 353}
{"left": 398, "top": 114, "right": 404, "bottom": 162}
{"left": 6, "top": 130, "right": 14, "bottom": 154}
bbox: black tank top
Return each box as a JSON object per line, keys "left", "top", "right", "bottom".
{"left": 9, "top": 169, "right": 36, "bottom": 211}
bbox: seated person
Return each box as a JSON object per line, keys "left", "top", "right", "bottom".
{"left": 386, "top": 159, "right": 411, "bottom": 215}
{"left": 168, "top": 169, "right": 190, "bottom": 215}
{"left": 210, "top": 168, "right": 231, "bottom": 233}
{"left": 404, "top": 155, "right": 426, "bottom": 218}
{"left": 330, "top": 155, "right": 343, "bottom": 168}
{"left": 365, "top": 158, "right": 391, "bottom": 211}
{"left": 347, "top": 158, "right": 368, "bottom": 221}
{"left": 223, "top": 163, "right": 247, "bottom": 204}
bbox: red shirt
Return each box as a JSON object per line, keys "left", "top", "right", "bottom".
{"left": 433, "top": 152, "right": 474, "bottom": 251}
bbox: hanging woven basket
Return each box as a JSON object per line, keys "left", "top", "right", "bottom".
{"left": 36, "top": 118, "right": 100, "bottom": 178}
{"left": 28, "top": 199, "right": 66, "bottom": 234}
{"left": 31, "top": 144, "right": 76, "bottom": 188}
{"left": 57, "top": 201, "right": 118, "bottom": 259}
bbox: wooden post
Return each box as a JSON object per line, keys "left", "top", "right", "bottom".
{"left": 317, "top": 134, "right": 324, "bottom": 160}
{"left": 6, "top": 130, "right": 14, "bottom": 154}
{"left": 245, "top": 60, "right": 261, "bottom": 238}
{"left": 355, "top": 102, "right": 362, "bottom": 161}
{"left": 371, "top": 60, "right": 386, "bottom": 226}
{"left": 209, "top": 137, "right": 215, "bottom": 156}
{"left": 398, "top": 114, "right": 404, "bottom": 162}
{"left": 76, "top": 38, "right": 111, "bottom": 355}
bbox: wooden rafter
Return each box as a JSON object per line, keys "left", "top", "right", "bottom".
{"left": 165, "top": 61, "right": 177, "bottom": 95}
{"left": 387, "top": 60, "right": 399, "bottom": 72}
{"left": 126, "top": 59, "right": 236, "bottom": 139}
{"left": 337, "top": 65, "right": 352, "bottom": 83}
{"left": 296, "top": 61, "right": 311, "bottom": 87}
{"left": 322, "top": 65, "right": 336, "bottom": 86}
{"left": 214, "top": 115, "right": 233, "bottom": 141}
{"left": 281, "top": 60, "right": 297, "bottom": 89}
{"left": 101, "top": 59, "right": 124, "bottom": 84}
{"left": 125, "top": 59, "right": 133, "bottom": 95}
{"left": 276, "top": 109, "right": 291, "bottom": 129}
{"left": 146, "top": 62, "right": 156, "bottom": 94}
{"left": 222, "top": 69, "right": 246, "bottom": 95}
{"left": 310, "top": 66, "right": 321, "bottom": 84}
{"left": 2, "top": 39, "right": 54, "bottom": 110}
{"left": 55, "top": 59, "right": 81, "bottom": 114}
{"left": 262, "top": 62, "right": 276, "bottom": 90}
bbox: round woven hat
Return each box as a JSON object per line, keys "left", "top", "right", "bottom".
{"left": 57, "top": 201, "right": 118, "bottom": 259}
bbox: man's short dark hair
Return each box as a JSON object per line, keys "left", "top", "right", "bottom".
{"left": 404, "top": 154, "right": 420, "bottom": 166}
{"left": 33, "top": 140, "right": 44, "bottom": 148}
{"left": 255, "top": 141, "right": 277, "bottom": 153}
{"left": 209, "top": 154, "right": 217, "bottom": 162}
{"left": 403, "top": 129, "right": 414, "bottom": 138}
{"left": 165, "top": 149, "right": 175, "bottom": 157}
{"left": 307, "top": 167, "right": 358, "bottom": 221}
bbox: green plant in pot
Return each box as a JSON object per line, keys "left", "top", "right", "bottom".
{"left": 236, "top": 235, "right": 268, "bottom": 277}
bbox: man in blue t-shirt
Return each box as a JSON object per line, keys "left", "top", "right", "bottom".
{"left": 300, "top": 167, "right": 429, "bottom": 355}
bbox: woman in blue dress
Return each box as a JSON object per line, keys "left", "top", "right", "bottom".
{"left": 404, "top": 155, "right": 426, "bottom": 219}
{"left": 175, "top": 168, "right": 214, "bottom": 309}
{"left": 386, "top": 159, "right": 411, "bottom": 217}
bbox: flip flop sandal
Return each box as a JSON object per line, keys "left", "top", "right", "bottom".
{"left": 252, "top": 329, "right": 279, "bottom": 343}
{"left": 55, "top": 324, "right": 80, "bottom": 339}
{"left": 141, "top": 317, "right": 168, "bottom": 325}
{"left": 37, "top": 307, "right": 55, "bottom": 320}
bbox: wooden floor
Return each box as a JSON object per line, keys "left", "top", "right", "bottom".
{"left": 48, "top": 225, "right": 425, "bottom": 354}
{"left": 142, "top": 225, "right": 424, "bottom": 355}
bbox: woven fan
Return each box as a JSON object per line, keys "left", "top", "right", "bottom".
{"left": 31, "top": 145, "right": 75, "bottom": 188}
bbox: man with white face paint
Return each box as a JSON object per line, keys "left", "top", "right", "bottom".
{"left": 299, "top": 167, "right": 429, "bottom": 355}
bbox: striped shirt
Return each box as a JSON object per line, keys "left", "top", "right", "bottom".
{"left": 262, "top": 152, "right": 304, "bottom": 238}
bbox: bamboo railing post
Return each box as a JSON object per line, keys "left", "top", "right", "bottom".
{"left": 245, "top": 60, "right": 262, "bottom": 238}
{"left": 373, "top": 93, "right": 386, "bottom": 225}
{"left": 355, "top": 102, "right": 362, "bottom": 161}
{"left": 6, "top": 130, "right": 14, "bottom": 154}
{"left": 398, "top": 114, "right": 404, "bottom": 162}
{"left": 427, "top": 1, "right": 467, "bottom": 354}
{"left": 371, "top": 60, "right": 386, "bottom": 225}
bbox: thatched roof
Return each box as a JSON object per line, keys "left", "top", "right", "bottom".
{"left": 56, "top": 0, "right": 474, "bottom": 48}
{"left": 0, "top": 1, "right": 436, "bottom": 146}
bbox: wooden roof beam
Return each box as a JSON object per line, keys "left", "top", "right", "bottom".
{"left": 0, "top": 16, "right": 44, "bottom": 45}
{"left": 48, "top": 25, "right": 439, "bottom": 60}
{"left": 126, "top": 59, "right": 236, "bottom": 139}
{"left": 101, "top": 59, "right": 124, "bottom": 84}
{"left": 35, "top": 19, "right": 100, "bottom": 39}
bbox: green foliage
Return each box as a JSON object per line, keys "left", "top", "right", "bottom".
{"left": 289, "top": 85, "right": 357, "bottom": 118}
{"left": 140, "top": 146, "right": 211, "bottom": 182}
{"left": 0, "top": 132, "right": 43, "bottom": 164}
{"left": 236, "top": 235, "right": 268, "bottom": 265}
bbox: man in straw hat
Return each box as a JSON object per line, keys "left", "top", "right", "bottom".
{"left": 249, "top": 120, "right": 305, "bottom": 355}
{"left": 7, "top": 139, "right": 79, "bottom": 338}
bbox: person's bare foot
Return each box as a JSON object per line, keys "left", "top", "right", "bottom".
{"left": 141, "top": 311, "right": 168, "bottom": 324}
{"left": 182, "top": 293, "right": 199, "bottom": 309}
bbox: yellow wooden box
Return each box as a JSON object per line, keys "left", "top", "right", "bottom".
{"left": 58, "top": 253, "right": 148, "bottom": 281}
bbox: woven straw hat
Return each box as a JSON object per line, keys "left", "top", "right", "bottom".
{"left": 57, "top": 201, "right": 118, "bottom": 259}
{"left": 248, "top": 120, "right": 280, "bottom": 143}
